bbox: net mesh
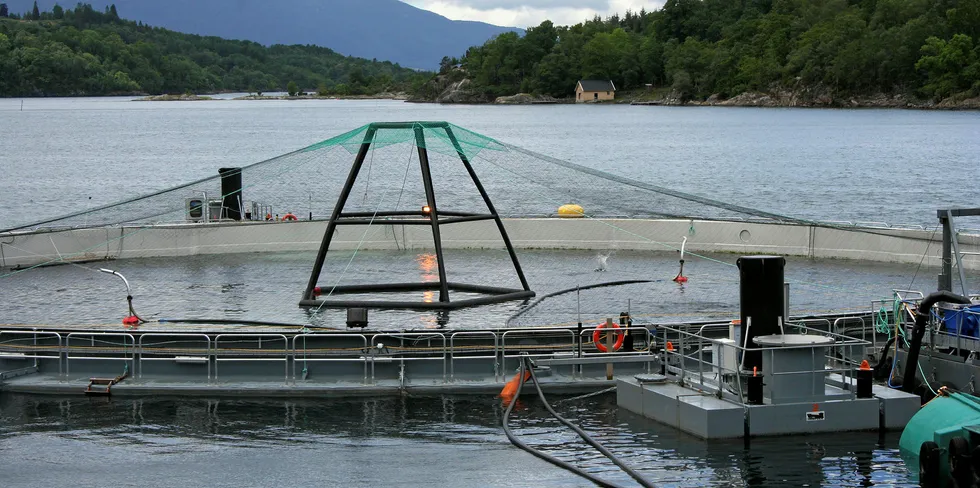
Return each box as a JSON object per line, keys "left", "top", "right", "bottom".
{"left": 1, "top": 121, "right": 799, "bottom": 234}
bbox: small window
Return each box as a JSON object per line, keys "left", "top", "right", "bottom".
{"left": 189, "top": 200, "right": 203, "bottom": 218}
{"left": 606, "top": 91, "right": 610, "bottom": 95}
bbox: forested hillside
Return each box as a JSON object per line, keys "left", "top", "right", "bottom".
{"left": 422, "top": 0, "right": 980, "bottom": 104}
{"left": 0, "top": 3, "right": 428, "bottom": 97}
{"left": 2, "top": 0, "right": 520, "bottom": 71}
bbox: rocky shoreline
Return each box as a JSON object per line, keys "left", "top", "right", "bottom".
{"left": 133, "top": 92, "right": 409, "bottom": 102}
{"left": 410, "top": 72, "right": 980, "bottom": 109}
{"left": 134, "top": 94, "right": 214, "bottom": 101}
{"left": 234, "top": 92, "right": 408, "bottom": 101}
{"left": 641, "top": 90, "right": 980, "bottom": 110}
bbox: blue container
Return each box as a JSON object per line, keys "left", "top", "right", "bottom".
{"left": 942, "top": 305, "right": 980, "bottom": 337}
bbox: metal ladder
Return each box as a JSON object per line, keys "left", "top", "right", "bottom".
{"left": 84, "top": 373, "right": 127, "bottom": 396}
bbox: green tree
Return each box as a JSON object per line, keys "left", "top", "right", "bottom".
{"left": 0, "top": 2, "right": 422, "bottom": 97}
{"left": 109, "top": 4, "right": 118, "bottom": 21}
{"left": 31, "top": 0, "right": 39, "bottom": 20}
{"left": 316, "top": 82, "right": 328, "bottom": 96}
{"left": 0, "top": 3, "right": 8, "bottom": 18}
{"left": 286, "top": 80, "right": 299, "bottom": 96}
{"left": 531, "top": 51, "right": 573, "bottom": 97}
{"left": 915, "top": 34, "right": 980, "bottom": 99}
{"left": 438, "top": 56, "right": 454, "bottom": 74}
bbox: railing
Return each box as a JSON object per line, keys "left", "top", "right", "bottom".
{"left": 1, "top": 328, "right": 662, "bottom": 384}
{"left": 65, "top": 332, "right": 135, "bottom": 377}
{"left": 657, "top": 322, "right": 871, "bottom": 405}
{"left": 0, "top": 330, "right": 62, "bottom": 376}
{"left": 500, "top": 329, "right": 577, "bottom": 376}
{"left": 214, "top": 334, "right": 289, "bottom": 382}
{"left": 370, "top": 332, "right": 447, "bottom": 384}
{"left": 137, "top": 333, "right": 211, "bottom": 380}
{"left": 450, "top": 331, "right": 499, "bottom": 382}
{"left": 936, "top": 304, "right": 980, "bottom": 358}
{"left": 292, "top": 333, "right": 368, "bottom": 384}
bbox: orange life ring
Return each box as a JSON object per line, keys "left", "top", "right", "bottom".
{"left": 593, "top": 322, "right": 624, "bottom": 352}
{"left": 282, "top": 213, "right": 297, "bottom": 221}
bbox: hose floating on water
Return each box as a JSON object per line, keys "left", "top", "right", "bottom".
{"left": 502, "top": 356, "right": 656, "bottom": 488}
{"left": 506, "top": 280, "right": 655, "bottom": 326}
{"left": 157, "top": 318, "right": 340, "bottom": 330}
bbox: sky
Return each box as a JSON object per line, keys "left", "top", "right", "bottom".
{"left": 402, "top": 0, "right": 666, "bottom": 28}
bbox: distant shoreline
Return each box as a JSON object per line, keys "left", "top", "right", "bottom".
{"left": 406, "top": 84, "right": 980, "bottom": 110}
{"left": 9, "top": 92, "right": 977, "bottom": 111}
{"left": 133, "top": 92, "right": 410, "bottom": 102}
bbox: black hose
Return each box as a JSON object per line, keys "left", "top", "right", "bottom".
{"left": 503, "top": 358, "right": 623, "bottom": 487}
{"left": 901, "top": 291, "right": 972, "bottom": 393}
{"left": 524, "top": 357, "right": 656, "bottom": 488}
{"left": 506, "top": 280, "right": 655, "bottom": 326}
{"left": 157, "top": 318, "right": 339, "bottom": 330}
{"left": 127, "top": 295, "right": 146, "bottom": 323}
{"left": 872, "top": 336, "right": 896, "bottom": 380}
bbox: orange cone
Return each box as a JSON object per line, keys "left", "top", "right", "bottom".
{"left": 859, "top": 360, "right": 870, "bottom": 371}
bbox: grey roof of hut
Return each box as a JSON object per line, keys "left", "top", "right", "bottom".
{"left": 577, "top": 80, "right": 616, "bottom": 91}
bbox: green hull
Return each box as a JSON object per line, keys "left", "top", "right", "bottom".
{"left": 899, "top": 391, "right": 980, "bottom": 484}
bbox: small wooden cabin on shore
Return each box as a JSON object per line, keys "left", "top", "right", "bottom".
{"left": 575, "top": 80, "right": 616, "bottom": 103}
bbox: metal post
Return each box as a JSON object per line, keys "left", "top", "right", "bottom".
{"left": 946, "top": 210, "right": 971, "bottom": 297}
{"left": 415, "top": 125, "right": 450, "bottom": 303}
{"left": 783, "top": 283, "right": 790, "bottom": 322}
{"left": 303, "top": 127, "right": 377, "bottom": 301}
{"left": 576, "top": 286, "right": 582, "bottom": 376}
{"left": 940, "top": 212, "right": 952, "bottom": 292}
{"left": 445, "top": 125, "right": 531, "bottom": 291}
{"left": 605, "top": 318, "right": 614, "bottom": 380}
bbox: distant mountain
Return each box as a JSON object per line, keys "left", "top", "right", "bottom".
{"left": 4, "top": 1, "right": 521, "bottom": 70}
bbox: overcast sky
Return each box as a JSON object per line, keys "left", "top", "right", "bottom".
{"left": 403, "top": 0, "right": 666, "bottom": 28}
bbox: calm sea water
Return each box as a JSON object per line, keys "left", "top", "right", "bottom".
{"left": 3, "top": 97, "right": 976, "bottom": 486}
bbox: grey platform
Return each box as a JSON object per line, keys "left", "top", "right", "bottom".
{"left": 616, "top": 374, "right": 920, "bottom": 439}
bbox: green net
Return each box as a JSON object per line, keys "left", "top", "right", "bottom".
{"left": 306, "top": 121, "right": 507, "bottom": 160}
{"left": 1, "top": 120, "right": 803, "bottom": 235}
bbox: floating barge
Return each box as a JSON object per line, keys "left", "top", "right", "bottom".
{"left": 0, "top": 321, "right": 662, "bottom": 397}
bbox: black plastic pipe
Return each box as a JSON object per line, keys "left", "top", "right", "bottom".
{"left": 901, "top": 290, "right": 971, "bottom": 393}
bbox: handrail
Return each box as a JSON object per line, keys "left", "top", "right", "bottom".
{"left": 659, "top": 323, "right": 870, "bottom": 399}
{"left": 371, "top": 333, "right": 447, "bottom": 383}
{"left": 0, "top": 330, "right": 62, "bottom": 377}
{"left": 214, "top": 334, "right": 288, "bottom": 382}
{"left": 449, "top": 331, "right": 498, "bottom": 381}
{"left": 137, "top": 333, "right": 211, "bottom": 380}
{"left": 65, "top": 332, "right": 135, "bottom": 377}
{"left": 291, "top": 333, "right": 368, "bottom": 384}
{"left": 577, "top": 326, "right": 655, "bottom": 356}
{"left": 501, "top": 329, "right": 576, "bottom": 376}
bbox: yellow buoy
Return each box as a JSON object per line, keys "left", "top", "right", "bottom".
{"left": 557, "top": 204, "right": 584, "bottom": 218}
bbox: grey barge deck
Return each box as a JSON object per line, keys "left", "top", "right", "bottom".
{"left": 0, "top": 321, "right": 661, "bottom": 397}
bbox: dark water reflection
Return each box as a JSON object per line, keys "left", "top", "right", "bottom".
{"left": 0, "top": 393, "right": 915, "bottom": 487}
